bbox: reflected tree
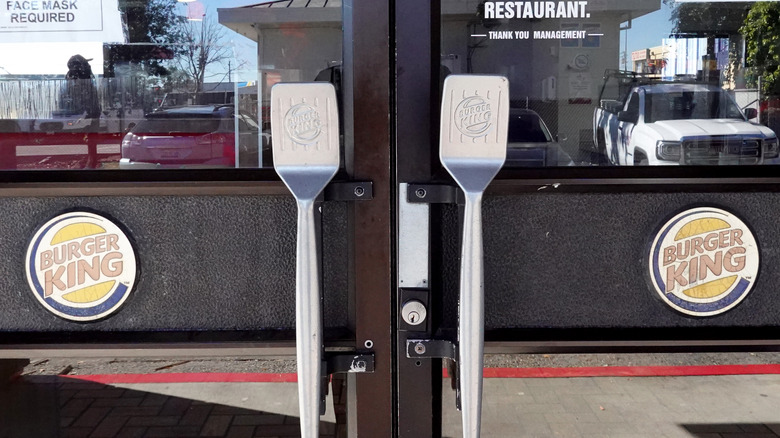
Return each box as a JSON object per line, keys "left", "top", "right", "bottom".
{"left": 663, "top": 0, "right": 749, "bottom": 38}
{"left": 175, "top": 15, "right": 233, "bottom": 93}
{"left": 662, "top": 1, "right": 755, "bottom": 89}
{"left": 103, "top": 0, "right": 187, "bottom": 78}
{"left": 662, "top": 0, "right": 749, "bottom": 65}
{"left": 741, "top": 2, "right": 780, "bottom": 96}
{"left": 662, "top": 0, "right": 780, "bottom": 126}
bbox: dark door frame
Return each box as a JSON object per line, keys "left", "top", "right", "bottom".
{"left": 345, "top": 0, "right": 394, "bottom": 436}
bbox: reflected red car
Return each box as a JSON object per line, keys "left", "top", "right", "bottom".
{"left": 120, "top": 105, "right": 261, "bottom": 169}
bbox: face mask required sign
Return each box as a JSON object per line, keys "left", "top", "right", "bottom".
{"left": 0, "top": 0, "right": 124, "bottom": 43}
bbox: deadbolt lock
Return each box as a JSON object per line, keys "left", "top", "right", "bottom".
{"left": 401, "top": 300, "right": 427, "bottom": 326}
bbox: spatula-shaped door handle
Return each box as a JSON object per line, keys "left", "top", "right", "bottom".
{"left": 439, "top": 75, "right": 509, "bottom": 438}
{"left": 271, "top": 83, "right": 341, "bottom": 438}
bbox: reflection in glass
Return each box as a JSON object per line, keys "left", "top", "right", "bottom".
{"left": 0, "top": 0, "right": 343, "bottom": 171}
{"left": 506, "top": 109, "right": 573, "bottom": 167}
{"left": 645, "top": 88, "right": 744, "bottom": 123}
{"left": 442, "top": 0, "right": 780, "bottom": 167}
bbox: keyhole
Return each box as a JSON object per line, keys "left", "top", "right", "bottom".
{"left": 408, "top": 311, "right": 419, "bottom": 324}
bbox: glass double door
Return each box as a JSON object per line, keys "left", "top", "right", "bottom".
{"left": 5, "top": 0, "right": 780, "bottom": 436}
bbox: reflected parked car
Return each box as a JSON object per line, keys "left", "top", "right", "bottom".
{"left": 33, "top": 109, "right": 107, "bottom": 133}
{"left": 119, "top": 105, "right": 265, "bottom": 169}
{"left": 506, "top": 109, "right": 573, "bottom": 167}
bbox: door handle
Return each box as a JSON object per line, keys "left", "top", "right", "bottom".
{"left": 439, "top": 75, "right": 509, "bottom": 438}
{"left": 271, "top": 83, "right": 340, "bottom": 438}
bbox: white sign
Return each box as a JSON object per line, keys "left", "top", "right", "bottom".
{"left": 483, "top": 1, "right": 590, "bottom": 19}
{"left": 568, "top": 72, "right": 592, "bottom": 99}
{"left": 631, "top": 49, "right": 649, "bottom": 62}
{"left": 0, "top": 0, "right": 124, "bottom": 43}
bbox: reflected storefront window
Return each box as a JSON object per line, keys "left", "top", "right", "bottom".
{"left": 443, "top": 0, "right": 780, "bottom": 167}
{"left": 0, "top": 0, "right": 342, "bottom": 170}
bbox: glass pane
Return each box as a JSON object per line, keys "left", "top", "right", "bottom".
{"left": 0, "top": 0, "right": 343, "bottom": 171}
{"left": 441, "top": 0, "right": 780, "bottom": 167}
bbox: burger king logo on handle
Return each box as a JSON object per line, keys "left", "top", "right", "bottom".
{"left": 284, "top": 103, "right": 322, "bottom": 145}
{"left": 454, "top": 96, "right": 493, "bottom": 138}
{"left": 25, "top": 211, "right": 138, "bottom": 322}
{"left": 649, "top": 207, "right": 759, "bottom": 317}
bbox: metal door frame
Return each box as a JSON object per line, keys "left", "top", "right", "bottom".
{"left": 344, "top": 0, "right": 393, "bottom": 435}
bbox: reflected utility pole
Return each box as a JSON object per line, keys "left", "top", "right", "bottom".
{"left": 621, "top": 18, "right": 633, "bottom": 71}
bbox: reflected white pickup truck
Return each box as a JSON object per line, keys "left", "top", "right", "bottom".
{"left": 593, "top": 82, "right": 778, "bottom": 165}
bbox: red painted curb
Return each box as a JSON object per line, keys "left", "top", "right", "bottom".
{"left": 62, "top": 372, "right": 298, "bottom": 384}
{"left": 59, "top": 364, "right": 780, "bottom": 384}
{"left": 443, "top": 364, "right": 780, "bottom": 379}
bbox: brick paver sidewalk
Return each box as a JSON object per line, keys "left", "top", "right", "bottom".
{"left": 1, "top": 376, "right": 346, "bottom": 438}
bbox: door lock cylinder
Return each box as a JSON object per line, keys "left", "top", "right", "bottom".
{"left": 401, "top": 300, "right": 427, "bottom": 326}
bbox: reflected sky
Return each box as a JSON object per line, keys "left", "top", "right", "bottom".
{"left": 623, "top": 1, "right": 674, "bottom": 56}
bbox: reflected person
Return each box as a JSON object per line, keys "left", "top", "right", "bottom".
{"left": 59, "top": 54, "right": 101, "bottom": 132}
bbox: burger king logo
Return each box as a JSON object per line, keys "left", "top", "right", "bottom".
{"left": 454, "top": 96, "right": 493, "bottom": 138}
{"left": 25, "top": 211, "right": 138, "bottom": 322}
{"left": 284, "top": 103, "right": 322, "bottom": 145}
{"left": 648, "top": 207, "right": 759, "bottom": 317}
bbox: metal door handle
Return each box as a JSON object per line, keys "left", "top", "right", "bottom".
{"left": 271, "top": 83, "right": 341, "bottom": 438}
{"left": 439, "top": 75, "right": 509, "bottom": 438}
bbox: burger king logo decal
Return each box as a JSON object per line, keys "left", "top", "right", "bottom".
{"left": 454, "top": 96, "right": 493, "bottom": 138}
{"left": 649, "top": 207, "right": 759, "bottom": 317}
{"left": 25, "top": 211, "right": 138, "bottom": 322}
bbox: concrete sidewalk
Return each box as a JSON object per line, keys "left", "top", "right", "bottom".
{"left": 442, "top": 374, "right": 780, "bottom": 438}
{"left": 1, "top": 372, "right": 779, "bottom": 437}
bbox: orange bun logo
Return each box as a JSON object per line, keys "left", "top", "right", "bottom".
{"left": 25, "top": 211, "right": 138, "bottom": 322}
{"left": 649, "top": 207, "right": 759, "bottom": 317}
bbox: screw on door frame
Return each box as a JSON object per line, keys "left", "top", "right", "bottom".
{"left": 414, "top": 343, "right": 426, "bottom": 355}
